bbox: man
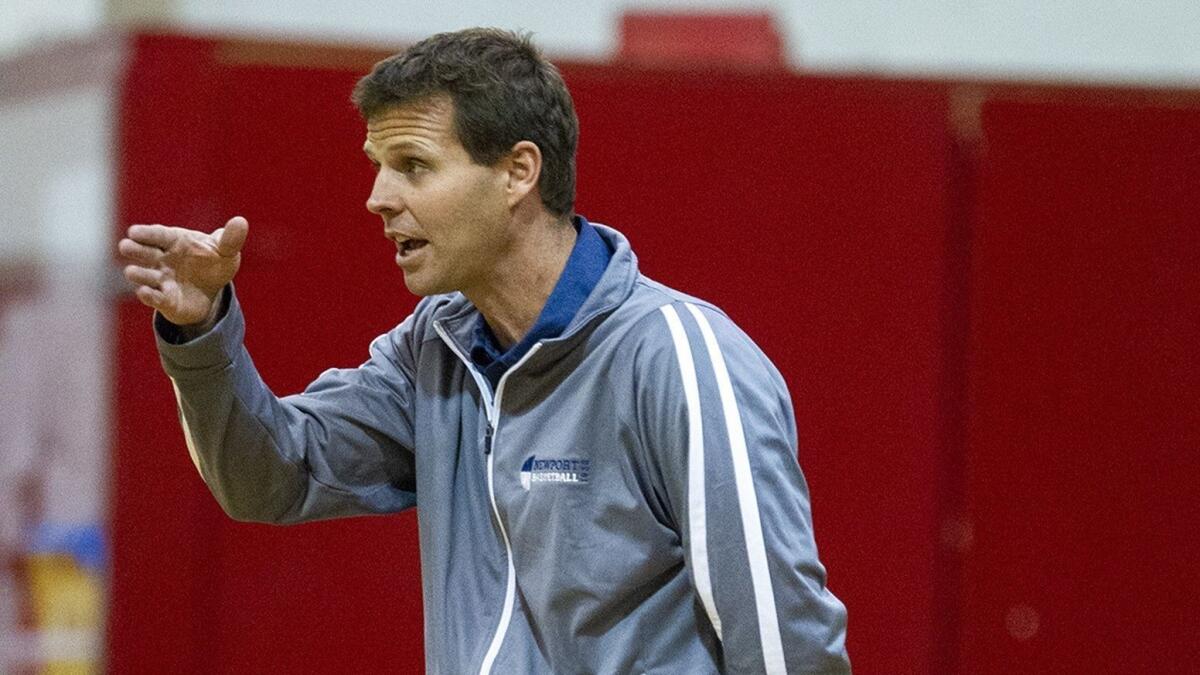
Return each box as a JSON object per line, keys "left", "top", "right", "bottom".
{"left": 118, "top": 28, "right": 849, "bottom": 674}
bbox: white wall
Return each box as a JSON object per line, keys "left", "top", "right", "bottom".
{"left": 0, "top": 89, "right": 117, "bottom": 264}
{"left": 2, "top": 0, "right": 1199, "bottom": 84}
{"left": 0, "top": 38, "right": 120, "bottom": 672}
{"left": 0, "top": 0, "right": 105, "bottom": 59}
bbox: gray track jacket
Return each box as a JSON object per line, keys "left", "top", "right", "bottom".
{"left": 157, "top": 224, "right": 850, "bottom": 674}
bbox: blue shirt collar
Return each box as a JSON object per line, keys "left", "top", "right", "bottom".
{"left": 470, "top": 215, "right": 613, "bottom": 389}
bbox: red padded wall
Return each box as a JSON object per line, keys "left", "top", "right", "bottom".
{"left": 110, "top": 35, "right": 952, "bottom": 672}
{"left": 108, "top": 30, "right": 1195, "bottom": 672}
{"left": 110, "top": 32, "right": 1200, "bottom": 675}
{"left": 961, "top": 92, "right": 1200, "bottom": 673}
{"left": 219, "top": 60, "right": 950, "bottom": 675}
{"left": 109, "top": 35, "right": 226, "bottom": 674}
{"left": 111, "top": 35, "right": 428, "bottom": 674}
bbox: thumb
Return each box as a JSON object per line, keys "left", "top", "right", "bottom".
{"left": 216, "top": 216, "right": 249, "bottom": 257}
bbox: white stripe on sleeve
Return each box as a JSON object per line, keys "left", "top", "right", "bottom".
{"left": 659, "top": 304, "right": 723, "bottom": 641}
{"left": 685, "top": 302, "right": 786, "bottom": 674}
{"left": 170, "top": 378, "right": 204, "bottom": 477}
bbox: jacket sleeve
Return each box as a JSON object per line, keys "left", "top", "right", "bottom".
{"left": 636, "top": 301, "right": 850, "bottom": 674}
{"left": 155, "top": 286, "right": 419, "bottom": 524}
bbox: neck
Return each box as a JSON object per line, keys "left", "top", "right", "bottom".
{"left": 465, "top": 211, "right": 576, "bottom": 350}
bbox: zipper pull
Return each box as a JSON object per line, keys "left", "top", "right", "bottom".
{"left": 484, "top": 422, "right": 494, "bottom": 455}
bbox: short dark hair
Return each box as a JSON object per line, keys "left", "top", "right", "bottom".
{"left": 352, "top": 28, "right": 579, "bottom": 218}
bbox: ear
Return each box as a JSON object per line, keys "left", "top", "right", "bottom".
{"left": 503, "top": 140, "right": 543, "bottom": 208}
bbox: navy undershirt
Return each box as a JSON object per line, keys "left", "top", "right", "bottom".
{"left": 469, "top": 216, "right": 612, "bottom": 391}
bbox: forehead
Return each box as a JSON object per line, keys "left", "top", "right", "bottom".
{"left": 363, "top": 95, "right": 459, "bottom": 153}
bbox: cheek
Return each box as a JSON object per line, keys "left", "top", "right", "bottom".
{"left": 411, "top": 169, "right": 507, "bottom": 251}
{"left": 450, "top": 175, "right": 509, "bottom": 237}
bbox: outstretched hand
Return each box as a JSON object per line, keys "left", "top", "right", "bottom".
{"left": 119, "top": 216, "right": 249, "bottom": 327}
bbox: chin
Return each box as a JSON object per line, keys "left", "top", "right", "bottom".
{"left": 402, "top": 272, "right": 454, "bottom": 298}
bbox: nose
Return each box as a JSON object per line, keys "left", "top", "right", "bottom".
{"left": 365, "top": 169, "right": 402, "bottom": 217}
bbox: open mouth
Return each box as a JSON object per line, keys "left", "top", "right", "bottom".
{"left": 399, "top": 239, "right": 428, "bottom": 255}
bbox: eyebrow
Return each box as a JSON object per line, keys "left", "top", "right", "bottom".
{"left": 364, "top": 138, "right": 434, "bottom": 156}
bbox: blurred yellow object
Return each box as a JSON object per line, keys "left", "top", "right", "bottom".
{"left": 25, "top": 552, "right": 103, "bottom": 674}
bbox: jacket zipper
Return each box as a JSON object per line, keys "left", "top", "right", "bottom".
{"left": 434, "top": 321, "right": 541, "bottom": 675}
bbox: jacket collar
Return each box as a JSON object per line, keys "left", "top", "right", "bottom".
{"left": 432, "top": 221, "right": 639, "bottom": 363}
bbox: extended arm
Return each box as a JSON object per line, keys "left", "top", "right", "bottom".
{"left": 157, "top": 287, "right": 418, "bottom": 523}
{"left": 121, "top": 218, "right": 418, "bottom": 523}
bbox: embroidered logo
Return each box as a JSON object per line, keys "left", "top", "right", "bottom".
{"left": 520, "top": 455, "right": 591, "bottom": 491}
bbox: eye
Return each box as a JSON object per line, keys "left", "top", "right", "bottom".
{"left": 404, "top": 159, "right": 429, "bottom": 175}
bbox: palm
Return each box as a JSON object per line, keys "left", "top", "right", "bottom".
{"left": 159, "top": 232, "right": 241, "bottom": 322}
{"left": 119, "top": 216, "right": 249, "bottom": 326}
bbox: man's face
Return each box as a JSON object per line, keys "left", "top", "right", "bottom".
{"left": 363, "top": 96, "right": 512, "bottom": 297}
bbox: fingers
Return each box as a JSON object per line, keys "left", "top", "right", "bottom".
{"left": 123, "top": 264, "right": 163, "bottom": 288}
{"left": 117, "top": 238, "right": 163, "bottom": 265}
{"left": 216, "top": 216, "right": 249, "bottom": 257}
{"left": 134, "top": 285, "right": 167, "bottom": 309}
{"left": 126, "top": 224, "right": 180, "bottom": 249}
{"left": 124, "top": 217, "right": 247, "bottom": 258}
{"left": 124, "top": 264, "right": 168, "bottom": 310}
